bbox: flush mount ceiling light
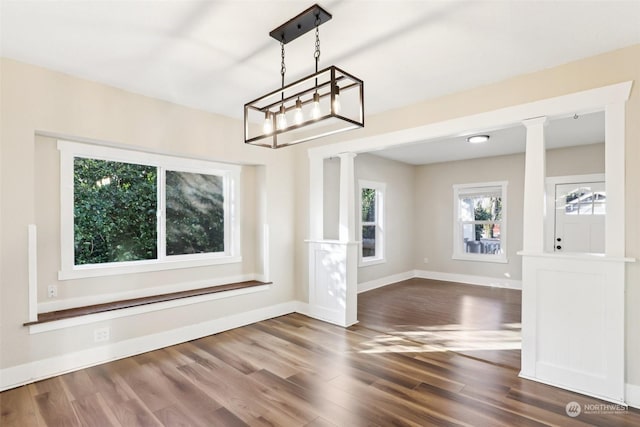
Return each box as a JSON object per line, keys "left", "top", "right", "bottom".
{"left": 244, "top": 4, "right": 364, "bottom": 148}
{"left": 466, "top": 135, "right": 490, "bottom": 144}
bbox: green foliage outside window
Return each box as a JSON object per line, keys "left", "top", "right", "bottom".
{"left": 473, "top": 197, "right": 502, "bottom": 240}
{"left": 166, "top": 171, "right": 224, "bottom": 255}
{"left": 362, "top": 188, "right": 376, "bottom": 222}
{"left": 74, "top": 158, "right": 157, "bottom": 265}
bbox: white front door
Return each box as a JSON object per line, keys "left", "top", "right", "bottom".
{"left": 554, "top": 181, "right": 605, "bottom": 253}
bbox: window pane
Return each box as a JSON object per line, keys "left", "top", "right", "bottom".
{"left": 460, "top": 195, "right": 502, "bottom": 221}
{"left": 462, "top": 223, "right": 502, "bottom": 254}
{"left": 74, "top": 158, "right": 157, "bottom": 265}
{"left": 593, "top": 202, "right": 606, "bottom": 215}
{"left": 166, "top": 171, "right": 224, "bottom": 255}
{"left": 362, "top": 188, "right": 376, "bottom": 222}
{"left": 362, "top": 225, "right": 376, "bottom": 257}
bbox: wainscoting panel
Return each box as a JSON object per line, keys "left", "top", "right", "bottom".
{"left": 520, "top": 254, "right": 626, "bottom": 404}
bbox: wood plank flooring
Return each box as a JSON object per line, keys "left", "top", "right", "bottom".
{"left": 3, "top": 279, "right": 640, "bottom": 426}
{"left": 358, "top": 278, "right": 522, "bottom": 370}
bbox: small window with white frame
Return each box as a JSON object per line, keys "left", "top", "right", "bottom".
{"left": 359, "top": 180, "right": 385, "bottom": 266}
{"left": 58, "top": 140, "right": 241, "bottom": 279}
{"left": 453, "top": 181, "right": 507, "bottom": 263}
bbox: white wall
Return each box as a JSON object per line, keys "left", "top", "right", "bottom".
{"left": 0, "top": 58, "right": 296, "bottom": 373}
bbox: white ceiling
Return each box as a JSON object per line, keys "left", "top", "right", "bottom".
{"left": 1, "top": 1, "right": 639, "bottom": 121}
{"left": 369, "top": 111, "right": 605, "bottom": 165}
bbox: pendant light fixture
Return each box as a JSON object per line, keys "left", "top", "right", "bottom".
{"left": 244, "top": 4, "right": 364, "bottom": 148}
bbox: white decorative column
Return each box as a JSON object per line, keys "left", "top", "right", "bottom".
{"left": 308, "top": 155, "right": 324, "bottom": 241}
{"left": 520, "top": 116, "right": 547, "bottom": 379}
{"left": 519, "top": 111, "right": 629, "bottom": 403}
{"left": 306, "top": 152, "right": 358, "bottom": 327}
{"left": 521, "top": 116, "right": 547, "bottom": 253}
{"left": 338, "top": 152, "right": 357, "bottom": 242}
{"left": 604, "top": 102, "right": 625, "bottom": 257}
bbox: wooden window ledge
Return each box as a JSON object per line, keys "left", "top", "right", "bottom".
{"left": 24, "top": 280, "right": 271, "bottom": 326}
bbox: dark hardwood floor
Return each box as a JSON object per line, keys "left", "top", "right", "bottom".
{"left": 2, "top": 279, "right": 639, "bottom": 426}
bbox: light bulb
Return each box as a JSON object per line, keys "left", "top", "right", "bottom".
{"left": 263, "top": 112, "right": 273, "bottom": 134}
{"left": 294, "top": 98, "right": 304, "bottom": 125}
{"left": 311, "top": 92, "right": 321, "bottom": 120}
{"left": 277, "top": 105, "right": 287, "bottom": 130}
{"left": 332, "top": 86, "right": 341, "bottom": 114}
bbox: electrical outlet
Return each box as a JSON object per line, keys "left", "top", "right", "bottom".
{"left": 94, "top": 327, "right": 110, "bottom": 343}
{"left": 47, "top": 284, "right": 58, "bottom": 298}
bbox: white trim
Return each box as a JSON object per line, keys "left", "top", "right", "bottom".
{"left": 452, "top": 181, "right": 508, "bottom": 264}
{"left": 27, "top": 225, "right": 38, "bottom": 322}
{"left": 626, "top": 383, "right": 640, "bottom": 409}
{"left": 57, "top": 139, "right": 242, "bottom": 280}
{"left": 522, "top": 116, "right": 547, "bottom": 253}
{"left": 415, "top": 269, "right": 522, "bottom": 290}
{"left": 307, "top": 81, "right": 632, "bottom": 159}
{"left": 545, "top": 173, "right": 605, "bottom": 185}
{"left": 58, "top": 256, "right": 243, "bottom": 280}
{"left": 356, "top": 269, "right": 522, "bottom": 291}
{"left": 30, "top": 283, "right": 271, "bottom": 334}
{"left": 518, "top": 373, "right": 626, "bottom": 406}
{"left": 451, "top": 254, "right": 509, "bottom": 264}
{"left": 516, "top": 250, "right": 635, "bottom": 263}
{"left": 294, "top": 301, "right": 311, "bottom": 317}
{"left": 605, "top": 102, "right": 626, "bottom": 258}
{"left": 2, "top": 300, "right": 298, "bottom": 392}
{"left": 358, "top": 271, "right": 415, "bottom": 293}
{"left": 38, "top": 273, "right": 262, "bottom": 313}
{"left": 358, "top": 179, "right": 386, "bottom": 266}
{"left": 359, "top": 258, "right": 386, "bottom": 267}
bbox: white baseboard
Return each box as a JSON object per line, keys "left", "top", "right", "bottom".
{"left": 357, "top": 270, "right": 415, "bottom": 293}
{"left": 357, "top": 269, "right": 522, "bottom": 293}
{"left": 294, "top": 301, "right": 311, "bottom": 317}
{"left": 415, "top": 269, "right": 522, "bottom": 290}
{"left": 627, "top": 383, "right": 640, "bottom": 409}
{"left": 1, "top": 300, "right": 298, "bottom": 392}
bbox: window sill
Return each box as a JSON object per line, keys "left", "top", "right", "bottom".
{"left": 25, "top": 280, "right": 270, "bottom": 334}
{"left": 58, "top": 255, "right": 242, "bottom": 280}
{"left": 452, "top": 254, "right": 508, "bottom": 264}
{"left": 359, "top": 257, "right": 386, "bottom": 267}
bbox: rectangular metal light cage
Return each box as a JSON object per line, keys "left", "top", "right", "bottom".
{"left": 244, "top": 66, "right": 364, "bottom": 148}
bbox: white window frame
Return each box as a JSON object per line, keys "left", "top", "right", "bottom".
{"left": 358, "top": 180, "right": 385, "bottom": 267}
{"left": 58, "top": 140, "right": 241, "bottom": 280}
{"left": 452, "top": 181, "right": 508, "bottom": 264}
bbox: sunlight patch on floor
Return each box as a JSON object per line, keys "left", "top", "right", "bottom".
{"left": 356, "top": 323, "right": 521, "bottom": 354}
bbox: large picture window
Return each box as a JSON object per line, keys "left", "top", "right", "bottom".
{"left": 59, "top": 140, "right": 240, "bottom": 279}
{"left": 453, "top": 181, "right": 507, "bottom": 263}
{"left": 359, "top": 180, "right": 385, "bottom": 266}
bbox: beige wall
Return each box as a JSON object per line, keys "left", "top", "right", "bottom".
{"left": 321, "top": 145, "right": 604, "bottom": 284}
{"left": 293, "top": 44, "right": 640, "bottom": 386}
{"left": 355, "top": 154, "right": 415, "bottom": 283}
{"left": 546, "top": 142, "right": 605, "bottom": 177}
{"left": 414, "top": 144, "right": 605, "bottom": 281}
{"left": 414, "top": 153, "right": 525, "bottom": 280}
{"left": 0, "top": 58, "right": 296, "bottom": 369}
{"left": 323, "top": 154, "right": 415, "bottom": 284}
